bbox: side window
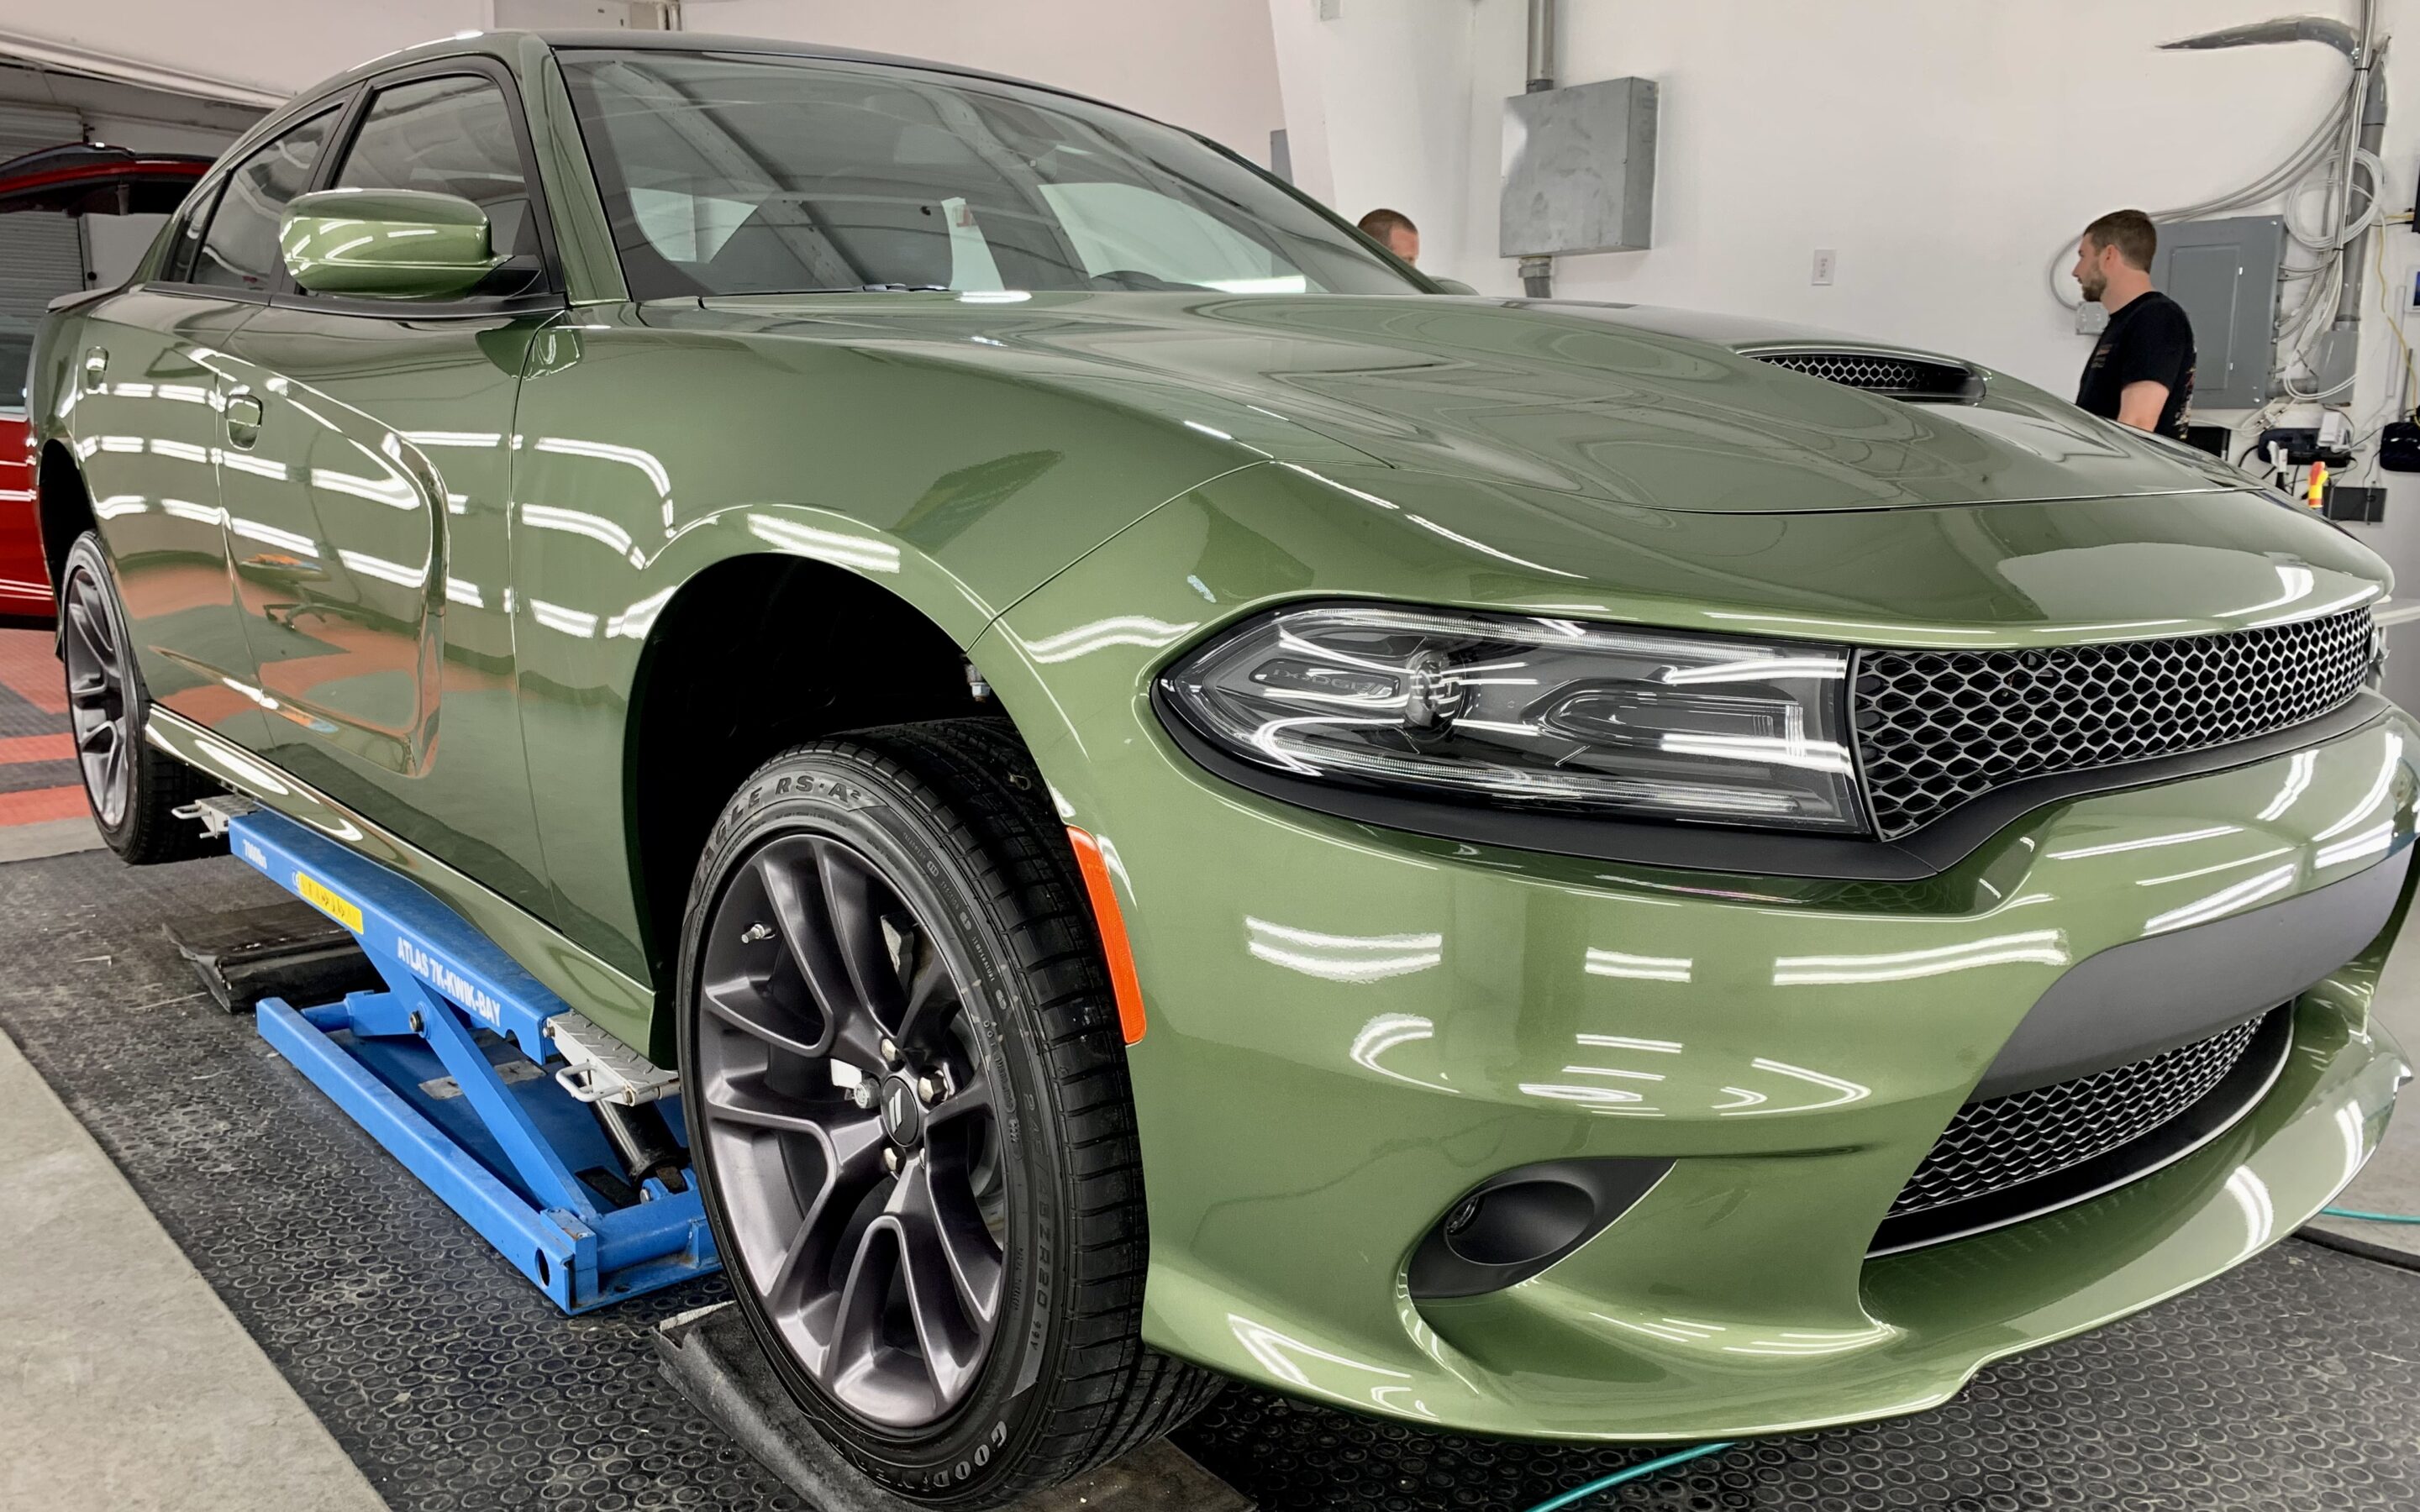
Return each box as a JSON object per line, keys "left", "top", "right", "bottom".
{"left": 191, "top": 109, "right": 339, "bottom": 292}
{"left": 332, "top": 76, "right": 541, "bottom": 275}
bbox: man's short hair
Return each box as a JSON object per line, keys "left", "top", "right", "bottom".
{"left": 1357, "top": 207, "right": 1417, "bottom": 241}
{"left": 2083, "top": 209, "right": 2157, "bottom": 271}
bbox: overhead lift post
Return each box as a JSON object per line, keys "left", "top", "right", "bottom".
{"left": 202, "top": 798, "right": 719, "bottom": 1313}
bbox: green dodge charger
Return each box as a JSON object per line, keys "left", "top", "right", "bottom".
{"left": 28, "top": 28, "right": 2416, "bottom": 1507}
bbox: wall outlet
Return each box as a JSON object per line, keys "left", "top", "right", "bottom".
{"left": 1811, "top": 249, "right": 1835, "bottom": 286}
{"left": 1318, "top": 0, "right": 1342, "bottom": 18}
{"left": 2075, "top": 302, "right": 2109, "bottom": 336}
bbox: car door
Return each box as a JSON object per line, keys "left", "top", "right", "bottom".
{"left": 61, "top": 106, "right": 340, "bottom": 737}
{"left": 210, "top": 61, "right": 560, "bottom": 911}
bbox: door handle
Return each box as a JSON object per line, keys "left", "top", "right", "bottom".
{"left": 224, "top": 390, "right": 264, "bottom": 449}
{"left": 81, "top": 346, "right": 107, "bottom": 392}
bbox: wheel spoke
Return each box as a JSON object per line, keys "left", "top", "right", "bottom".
{"left": 892, "top": 925, "right": 960, "bottom": 1047}
{"left": 760, "top": 847, "right": 878, "bottom": 1032}
{"left": 823, "top": 1220, "right": 908, "bottom": 1404}
{"left": 701, "top": 976, "right": 825, "bottom": 1058}
{"left": 68, "top": 672, "right": 110, "bottom": 711}
{"left": 923, "top": 1068, "right": 993, "bottom": 1130}
{"left": 814, "top": 840, "right": 908, "bottom": 1029}
{"left": 65, "top": 591, "right": 113, "bottom": 672}
{"left": 702, "top": 1069, "right": 839, "bottom": 1135}
{"left": 895, "top": 1151, "right": 997, "bottom": 1326}
{"left": 76, "top": 720, "right": 116, "bottom": 756}
{"left": 762, "top": 1112, "right": 889, "bottom": 1310}
{"left": 887, "top": 1161, "right": 992, "bottom": 1393}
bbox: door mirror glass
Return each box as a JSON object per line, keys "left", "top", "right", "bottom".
{"left": 281, "top": 187, "right": 504, "bottom": 298}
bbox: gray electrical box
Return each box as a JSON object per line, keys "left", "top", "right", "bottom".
{"left": 1502, "top": 77, "right": 1660, "bottom": 257}
{"left": 2149, "top": 215, "right": 2284, "bottom": 411}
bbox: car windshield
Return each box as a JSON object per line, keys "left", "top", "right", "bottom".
{"left": 557, "top": 49, "right": 1423, "bottom": 300}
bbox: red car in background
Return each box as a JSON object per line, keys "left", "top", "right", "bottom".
{"left": 0, "top": 412, "right": 37, "bottom": 624}
{"left": 0, "top": 144, "right": 211, "bottom": 626}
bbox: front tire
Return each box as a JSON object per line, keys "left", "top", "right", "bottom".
{"left": 676, "top": 720, "right": 1215, "bottom": 1506}
{"left": 57, "top": 532, "right": 221, "bottom": 864}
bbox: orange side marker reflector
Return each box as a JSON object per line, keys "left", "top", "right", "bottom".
{"left": 1066, "top": 826, "right": 1147, "bottom": 1045}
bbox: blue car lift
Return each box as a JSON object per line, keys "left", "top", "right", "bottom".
{"left": 206, "top": 799, "right": 719, "bottom": 1313}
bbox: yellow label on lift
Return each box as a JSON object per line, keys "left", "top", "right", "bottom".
{"left": 295, "top": 871, "right": 363, "bottom": 933}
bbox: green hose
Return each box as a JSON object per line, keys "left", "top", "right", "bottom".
{"left": 1517, "top": 1441, "right": 1736, "bottom": 1512}
{"left": 2321, "top": 1205, "right": 2420, "bottom": 1224}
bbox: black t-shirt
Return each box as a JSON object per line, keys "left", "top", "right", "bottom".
{"left": 2077, "top": 290, "right": 2195, "bottom": 439}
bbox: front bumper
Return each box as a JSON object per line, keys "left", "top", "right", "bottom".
{"left": 980, "top": 613, "right": 2417, "bottom": 1444}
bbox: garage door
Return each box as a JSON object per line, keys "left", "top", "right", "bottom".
{"left": 0, "top": 104, "right": 89, "bottom": 412}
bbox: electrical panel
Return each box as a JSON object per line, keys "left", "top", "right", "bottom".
{"left": 1502, "top": 77, "right": 1660, "bottom": 257}
{"left": 2149, "top": 215, "right": 2284, "bottom": 412}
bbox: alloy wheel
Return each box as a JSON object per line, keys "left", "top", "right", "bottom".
{"left": 60, "top": 559, "right": 132, "bottom": 827}
{"left": 694, "top": 832, "right": 1008, "bottom": 1430}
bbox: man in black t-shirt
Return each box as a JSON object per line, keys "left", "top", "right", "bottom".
{"left": 2071, "top": 207, "right": 2195, "bottom": 439}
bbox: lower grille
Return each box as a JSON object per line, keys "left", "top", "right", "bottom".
{"left": 1888, "top": 1011, "right": 2271, "bottom": 1221}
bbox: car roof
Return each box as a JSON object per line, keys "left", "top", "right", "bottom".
{"left": 335, "top": 29, "right": 1103, "bottom": 117}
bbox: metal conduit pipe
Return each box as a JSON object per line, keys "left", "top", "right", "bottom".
{"left": 1521, "top": 0, "right": 1557, "bottom": 298}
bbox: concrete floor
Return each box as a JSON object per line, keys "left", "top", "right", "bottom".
{"left": 0, "top": 1026, "right": 387, "bottom": 1511}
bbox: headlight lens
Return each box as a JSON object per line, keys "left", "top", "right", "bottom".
{"left": 1159, "top": 603, "right": 1866, "bottom": 832}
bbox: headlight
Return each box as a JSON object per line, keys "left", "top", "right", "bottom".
{"left": 1158, "top": 603, "right": 1866, "bottom": 833}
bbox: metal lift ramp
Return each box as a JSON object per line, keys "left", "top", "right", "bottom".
{"left": 212, "top": 800, "right": 719, "bottom": 1313}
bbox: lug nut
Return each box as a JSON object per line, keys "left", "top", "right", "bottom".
{"left": 917, "top": 1074, "right": 945, "bottom": 1105}
{"left": 880, "top": 1037, "right": 900, "bottom": 1065}
{"left": 850, "top": 1083, "right": 875, "bottom": 1110}
{"left": 881, "top": 1147, "right": 901, "bottom": 1175}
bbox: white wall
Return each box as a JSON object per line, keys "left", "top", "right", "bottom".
{"left": 0, "top": 1, "right": 487, "bottom": 98}
{"left": 1284, "top": 0, "right": 2413, "bottom": 394}
{"left": 1278, "top": 0, "right": 2420, "bottom": 578}
{"left": 698, "top": 0, "right": 1286, "bottom": 162}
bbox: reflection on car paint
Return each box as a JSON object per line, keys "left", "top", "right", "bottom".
{"left": 336, "top": 548, "right": 428, "bottom": 588}
{"left": 1769, "top": 931, "right": 2070, "bottom": 985}
{"left": 310, "top": 465, "right": 418, "bottom": 509}
{"left": 1017, "top": 615, "right": 1200, "bottom": 664}
{"left": 603, "top": 585, "right": 676, "bottom": 639}
{"left": 529, "top": 598, "right": 599, "bottom": 638}
{"left": 1581, "top": 948, "right": 1693, "bottom": 983}
{"left": 1224, "top": 1311, "right": 1429, "bottom": 1419}
{"left": 520, "top": 501, "right": 639, "bottom": 559}
{"left": 1347, "top": 1014, "right": 1456, "bottom": 1095}
{"left": 744, "top": 513, "right": 900, "bottom": 573}
{"left": 1244, "top": 917, "right": 1441, "bottom": 984}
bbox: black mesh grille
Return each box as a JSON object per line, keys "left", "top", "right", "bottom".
{"left": 1854, "top": 607, "right": 2377, "bottom": 840}
{"left": 1887, "top": 1013, "right": 2269, "bottom": 1220}
{"left": 1752, "top": 350, "right": 1979, "bottom": 400}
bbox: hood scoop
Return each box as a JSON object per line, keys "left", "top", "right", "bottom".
{"left": 1746, "top": 347, "right": 1986, "bottom": 404}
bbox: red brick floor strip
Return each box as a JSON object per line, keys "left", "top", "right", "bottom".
{"left": 0, "top": 785, "right": 88, "bottom": 826}
{"left": 0, "top": 629, "right": 64, "bottom": 715}
{"left": 0, "top": 732, "right": 73, "bottom": 764}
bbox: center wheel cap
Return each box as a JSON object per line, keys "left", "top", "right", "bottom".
{"left": 879, "top": 1073, "right": 926, "bottom": 1147}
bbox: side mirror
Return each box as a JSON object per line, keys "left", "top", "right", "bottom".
{"left": 281, "top": 187, "right": 505, "bottom": 299}
{"left": 1429, "top": 276, "right": 1477, "bottom": 295}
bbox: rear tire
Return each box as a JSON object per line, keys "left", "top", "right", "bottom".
{"left": 676, "top": 719, "right": 1217, "bottom": 1507}
{"left": 57, "top": 533, "right": 221, "bottom": 864}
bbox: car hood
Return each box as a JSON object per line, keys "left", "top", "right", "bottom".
{"left": 682, "top": 291, "right": 2244, "bottom": 514}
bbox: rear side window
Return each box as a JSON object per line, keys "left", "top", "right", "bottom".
{"left": 191, "top": 108, "right": 339, "bottom": 292}
{"left": 331, "top": 75, "right": 541, "bottom": 265}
